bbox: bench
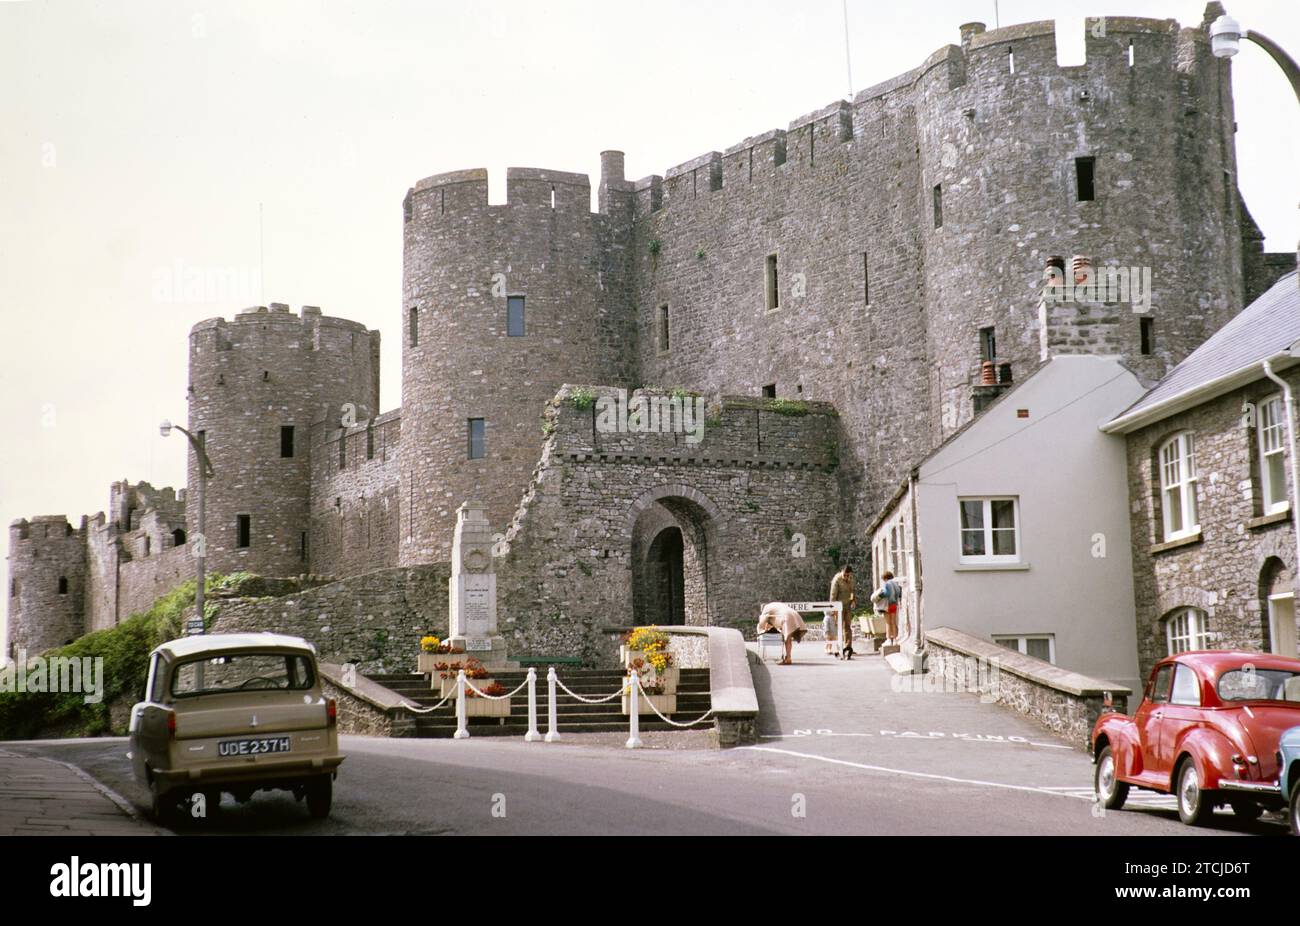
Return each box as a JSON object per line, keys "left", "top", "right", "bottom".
{"left": 516, "top": 656, "right": 584, "bottom": 668}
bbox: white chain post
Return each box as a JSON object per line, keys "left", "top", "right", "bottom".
{"left": 453, "top": 669, "right": 469, "bottom": 739}
{"left": 625, "top": 669, "right": 642, "bottom": 749}
{"left": 545, "top": 666, "right": 561, "bottom": 742}
{"left": 524, "top": 667, "right": 541, "bottom": 742}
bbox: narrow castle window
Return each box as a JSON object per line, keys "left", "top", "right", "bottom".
{"left": 762, "top": 384, "right": 777, "bottom": 399}
{"left": 468, "top": 418, "right": 486, "bottom": 460}
{"left": 58, "top": 576, "right": 68, "bottom": 595}
{"left": 409, "top": 307, "right": 419, "bottom": 347}
{"left": 932, "top": 184, "right": 943, "bottom": 228}
{"left": 658, "top": 304, "right": 670, "bottom": 353}
{"left": 1076, "top": 157, "right": 1096, "bottom": 202}
{"left": 301, "top": 532, "right": 308, "bottom": 562}
{"left": 979, "top": 327, "right": 997, "bottom": 362}
{"left": 863, "top": 253, "right": 870, "bottom": 304}
{"left": 1008, "top": 49, "right": 1015, "bottom": 74}
{"left": 237, "top": 515, "right": 251, "bottom": 549}
{"left": 172, "top": 528, "right": 186, "bottom": 546}
{"left": 281, "top": 425, "right": 295, "bottom": 458}
{"left": 507, "top": 296, "right": 525, "bottom": 337}
{"left": 144, "top": 536, "right": 151, "bottom": 556}
{"left": 1140, "top": 317, "right": 1154, "bottom": 355}
{"left": 10, "top": 579, "right": 17, "bottom": 598}
{"left": 765, "top": 254, "right": 780, "bottom": 311}
{"left": 366, "top": 425, "right": 375, "bottom": 460}
{"left": 338, "top": 433, "right": 347, "bottom": 470}
{"left": 550, "top": 185, "right": 556, "bottom": 209}
{"left": 1128, "top": 40, "right": 1135, "bottom": 68}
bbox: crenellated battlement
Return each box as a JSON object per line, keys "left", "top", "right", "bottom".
{"left": 404, "top": 10, "right": 1217, "bottom": 228}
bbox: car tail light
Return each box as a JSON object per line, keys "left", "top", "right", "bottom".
{"left": 167, "top": 712, "right": 176, "bottom": 741}
{"left": 326, "top": 698, "right": 337, "bottom": 727}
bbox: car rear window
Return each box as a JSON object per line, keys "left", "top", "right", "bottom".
{"left": 1217, "top": 668, "right": 1300, "bottom": 703}
{"left": 171, "top": 652, "right": 316, "bottom": 697}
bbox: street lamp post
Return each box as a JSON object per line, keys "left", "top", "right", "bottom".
{"left": 160, "top": 419, "right": 213, "bottom": 636}
{"left": 1210, "top": 15, "right": 1300, "bottom": 103}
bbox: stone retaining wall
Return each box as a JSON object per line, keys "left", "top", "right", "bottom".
{"left": 926, "top": 626, "right": 1131, "bottom": 751}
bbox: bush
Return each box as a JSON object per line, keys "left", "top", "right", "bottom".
{"left": 0, "top": 573, "right": 240, "bottom": 739}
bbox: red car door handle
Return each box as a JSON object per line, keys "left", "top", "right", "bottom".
{"left": 1153, "top": 712, "right": 1162, "bottom": 718}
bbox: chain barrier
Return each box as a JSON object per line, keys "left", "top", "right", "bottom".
{"left": 553, "top": 676, "right": 626, "bottom": 704}
{"left": 630, "top": 671, "right": 716, "bottom": 728}
{"left": 464, "top": 677, "right": 530, "bottom": 701}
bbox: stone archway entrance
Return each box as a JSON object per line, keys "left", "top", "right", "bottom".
{"left": 630, "top": 486, "right": 721, "bottom": 627}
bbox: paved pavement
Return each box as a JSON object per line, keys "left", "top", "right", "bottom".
{"left": 0, "top": 642, "right": 1287, "bottom": 835}
{"left": 0, "top": 747, "right": 161, "bottom": 836}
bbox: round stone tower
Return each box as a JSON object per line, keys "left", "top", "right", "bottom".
{"left": 6, "top": 516, "right": 86, "bottom": 659}
{"left": 399, "top": 161, "right": 635, "bottom": 563}
{"left": 186, "top": 304, "right": 380, "bottom": 578}
{"left": 914, "top": 15, "right": 1247, "bottom": 440}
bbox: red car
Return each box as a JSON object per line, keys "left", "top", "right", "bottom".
{"left": 1092, "top": 650, "right": 1300, "bottom": 828}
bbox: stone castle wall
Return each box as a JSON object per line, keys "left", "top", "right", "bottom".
{"left": 5, "top": 517, "right": 86, "bottom": 658}
{"left": 9, "top": 10, "right": 1296, "bottom": 667}
{"left": 399, "top": 165, "right": 637, "bottom": 566}
{"left": 492, "top": 386, "right": 845, "bottom": 664}
{"left": 309, "top": 409, "right": 403, "bottom": 577}
{"left": 634, "top": 15, "right": 1253, "bottom": 541}
{"left": 209, "top": 564, "right": 450, "bottom": 674}
{"left": 187, "top": 304, "right": 381, "bottom": 579}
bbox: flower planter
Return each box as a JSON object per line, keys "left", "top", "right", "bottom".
{"left": 463, "top": 697, "right": 511, "bottom": 718}
{"left": 631, "top": 666, "right": 679, "bottom": 694}
{"left": 417, "top": 653, "right": 440, "bottom": 675}
{"left": 624, "top": 654, "right": 678, "bottom": 693}
{"left": 621, "top": 693, "right": 677, "bottom": 715}
{"left": 439, "top": 675, "right": 493, "bottom": 698}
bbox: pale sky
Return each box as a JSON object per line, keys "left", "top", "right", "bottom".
{"left": 2, "top": 0, "right": 1297, "bottom": 647}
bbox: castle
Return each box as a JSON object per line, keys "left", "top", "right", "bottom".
{"left": 7, "top": 8, "right": 1295, "bottom": 666}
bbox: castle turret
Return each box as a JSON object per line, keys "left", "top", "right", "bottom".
{"left": 399, "top": 164, "right": 636, "bottom": 563}
{"left": 914, "top": 16, "right": 1248, "bottom": 437}
{"left": 187, "top": 304, "right": 380, "bottom": 577}
{"left": 6, "top": 516, "right": 86, "bottom": 659}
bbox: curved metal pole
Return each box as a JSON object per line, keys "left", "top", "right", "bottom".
{"left": 1245, "top": 31, "right": 1300, "bottom": 105}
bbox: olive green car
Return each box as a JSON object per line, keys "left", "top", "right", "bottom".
{"left": 129, "top": 633, "right": 344, "bottom": 822}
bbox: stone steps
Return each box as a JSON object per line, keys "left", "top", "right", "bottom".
{"left": 362, "top": 668, "right": 713, "bottom": 738}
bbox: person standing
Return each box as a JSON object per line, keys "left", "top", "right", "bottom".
{"left": 874, "top": 571, "right": 903, "bottom": 643}
{"left": 829, "top": 564, "right": 856, "bottom": 660}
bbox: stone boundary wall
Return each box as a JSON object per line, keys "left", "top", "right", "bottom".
{"left": 319, "top": 662, "right": 416, "bottom": 737}
{"left": 210, "top": 564, "right": 451, "bottom": 674}
{"left": 926, "top": 626, "right": 1132, "bottom": 750}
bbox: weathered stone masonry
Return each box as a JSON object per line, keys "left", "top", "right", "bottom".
{"left": 8, "top": 9, "right": 1294, "bottom": 668}
{"left": 1125, "top": 369, "right": 1300, "bottom": 679}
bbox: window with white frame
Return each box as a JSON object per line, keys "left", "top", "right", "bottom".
{"left": 890, "top": 518, "right": 907, "bottom": 580}
{"left": 958, "top": 497, "right": 1019, "bottom": 562}
{"left": 1258, "top": 395, "right": 1288, "bottom": 515}
{"left": 994, "top": 634, "right": 1055, "bottom": 664}
{"left": 1158, "top": 432, "right": 1199, "bottom": 541}
{"left": 1166, "top": 607, "right": 1212, "bottom": 655}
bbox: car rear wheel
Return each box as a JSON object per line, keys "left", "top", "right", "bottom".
{"left": 1095, "top": 746, "right": 1129, "bottom": 810}
{"left": 1290, "top": 781, "right": 1299, "bottom": 836}
{"left": 306, "top": 775, "right": 332, "bottom": 819}
{"left": 1176, "top": 760, "right": 1214, "bottom": 826}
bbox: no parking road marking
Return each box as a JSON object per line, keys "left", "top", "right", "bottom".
{"left": 760, "top": 729, "right": 1070, "bottom": 749}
